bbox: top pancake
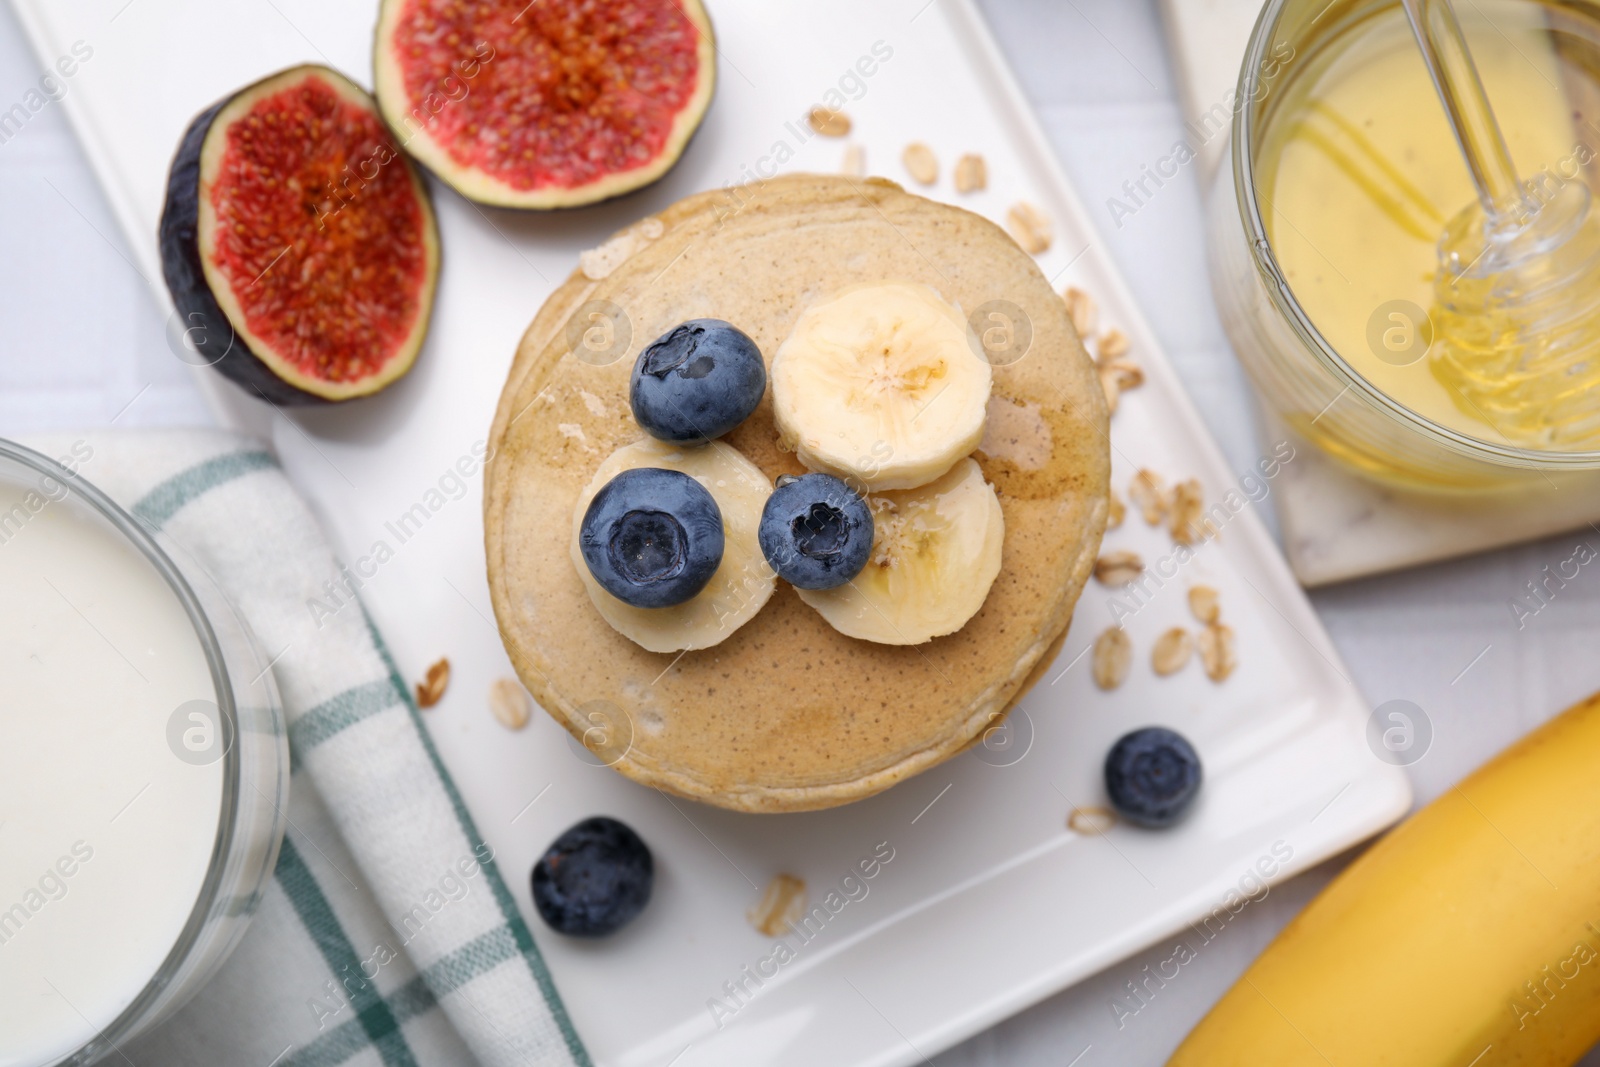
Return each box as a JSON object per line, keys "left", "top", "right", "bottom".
{"left": 485, "top": 174, "right": 1109, "bottom": 812}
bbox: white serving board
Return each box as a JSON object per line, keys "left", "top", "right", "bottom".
{"left": 1156, "top": 0, "right": 1265, "bottom": 181}
{"left": 11, "top": 1, "right": 1411, "bottom": 1064}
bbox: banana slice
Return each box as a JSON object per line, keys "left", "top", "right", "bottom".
{"left": 797, "top": 458, "right": 1004, "bottom": 644}
{"left": 571, "top": 439, "right": 774, "bottom": 653}
{"left": 772, "top": 282, "right": 992, "bottom": 491}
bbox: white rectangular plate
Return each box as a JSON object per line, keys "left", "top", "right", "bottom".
{"left": 12, "top": 1, "right": 1411, "bottom": 1063}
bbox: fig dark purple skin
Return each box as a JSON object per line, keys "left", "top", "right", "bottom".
{"left": 158, "top": 96, "right": 286, "bottom": 400}
{"left": 158, "top": 64, "right": 439, "bottom": 406}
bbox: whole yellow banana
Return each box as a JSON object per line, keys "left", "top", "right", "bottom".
{"left": 1169, "top": 690, "right": 1600, "bottom": 1066}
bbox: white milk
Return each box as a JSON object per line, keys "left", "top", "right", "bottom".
{"left": 0, "top": 477, "right": 222, "bottom": 1067}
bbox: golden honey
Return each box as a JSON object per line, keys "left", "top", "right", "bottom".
{"left": 1256, "top": 0, "right": 1600, "bottom": 457}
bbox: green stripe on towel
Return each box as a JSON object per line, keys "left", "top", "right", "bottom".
{"left": 275, "top": 836, "right": 421, "bottom": 1067}
{"left": 131, "top": 450, "right": 277, "bottom": 528}
{"left": 421, "top": 926, "right": 520, "bottom": 996}
{"left": 290, "top": 679, "right": 402, "bottom": 755}
{"left": 362, "top": 611, "right": 593, "bottom": 1067}
{"left": 283, "top": 1015, "right": 377, "bottom": 1067}
{"left": 130, "top": 445, "right": 592, "bottom": 1066}
{"left": 286, "top": 976, "right": 438, "bottom": 1067}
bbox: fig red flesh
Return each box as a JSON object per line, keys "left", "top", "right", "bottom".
{"left": 159, "top": 64, "right": 439, "bottom": 405}
{"left": 373, "top": 0, "right": 716, "bottom": 209}
{"left": 208, "top": 75, "right": 431, "bottom": 386}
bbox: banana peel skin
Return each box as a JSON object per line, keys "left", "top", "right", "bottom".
{"left": 1169, "top": 690, "right": 1600, "bottom": 1066}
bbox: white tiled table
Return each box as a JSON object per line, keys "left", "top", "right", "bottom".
{"left": 5, "top": 2, "right": 1600, "bottom": 1063}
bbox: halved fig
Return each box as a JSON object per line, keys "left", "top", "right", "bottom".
{"left": 159, "top": 64, "right": 440, "bottom": 405}
{"left": 372, "top": 0, "right": 716, "bottom": 210}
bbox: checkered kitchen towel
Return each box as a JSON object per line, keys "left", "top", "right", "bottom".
{"left": 25, "top": 429, "right": 589, "bottom": 1067}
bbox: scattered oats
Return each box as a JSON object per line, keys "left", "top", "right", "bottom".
{"left": 1068, "top": 806, "right": 1118, "bottom": 835}
{"left": 1098, "top": 360, "right": 1143, "bottom": 415}
{"left": 1092, "top": 627, "right": 1132, "bottom": 690}
{"left": 415, "top": 658, "right": 450, "bottom": 708}
{"left": 953, "top": 152, "right": 987, "bottom": 193}
{"left": 1099, "top": 366, "right": 1122, "bottom": 416}
{"left": 1096, "top": 329, "right": 1130, "bottom": 365}
{"left": 1152, "top": 627, "right": 1193, "bottom": 676}
{"left": 1103, "top": 359, "right": 1144, "bottom": 391}
{"left": 1199, "top": 622, "right": 1238, "bottom": 682}
{"left": 1188, "top": 585, "right": 1221, "bottom": 625}
{"left": 488, "top": 677, "right": 532, "bottom": 730}
{"left": 1006, "top": 201, "right": 1052, "bottom": 254}
{"left": 808, "top": 106, "right": 851, "bottom": 137}
{"left": 1169, "top": 478, "right": 1213, "bottom": 546}
{"left": 841, "top": 143, "right": 866, "bottom": 177}
{"left": 1063, "top": 286, "right": 1098, "bottom": 338}
{"left": 1129, "top": 469, "right": 1168, "bottom": 526}
{"left": 1107, "top": 487, "right": 1126, "bottom": 529}
{"left": 748, "top": 873, "right": 807, "bottom": 936}
{"left": 1093, "top": 549, "right": 1144, "bottom": 586}
{"left": 903, "top": 142, "right": 938, "bottom": 185}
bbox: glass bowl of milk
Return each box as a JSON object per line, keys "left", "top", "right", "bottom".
{"left": 0, "top": 438, "right": 289, "bottom": 1066}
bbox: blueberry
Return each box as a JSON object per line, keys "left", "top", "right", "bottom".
{"left": 757, "top": 473, "right": 874, "bottom": 590}
{"left": 580, "top": 468, "right": 723, "bottom": 608}
{"left": 531, "top": 816, "right": 653, "bottom": 937}
{"left": 1103, "top": 727, "right": 1202, "bottom": 828}
{"left": 630, "top": 319, "right": 766, "bottom": 442}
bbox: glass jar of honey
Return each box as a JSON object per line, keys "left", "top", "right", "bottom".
{"left": 1211, "top": 0, "right": 1600, "bottom": 489}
